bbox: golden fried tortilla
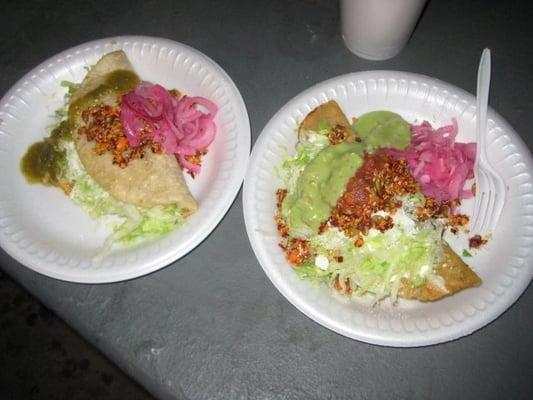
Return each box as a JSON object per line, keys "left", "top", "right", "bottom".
{"left": 298, "top": 100, "right": 356, "bottom": 142}
{"left": 69, "top": 51, "right": 197, "bottom": 215}
{"left": 399, "top": 244, "right": 481, "bottom": 301}
{"left": 70, "top": 51, "right": 134, "bottom": 105}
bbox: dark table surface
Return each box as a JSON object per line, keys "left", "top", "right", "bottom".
{"left": 1, "top": 0, "right": 532, "bottom": 399}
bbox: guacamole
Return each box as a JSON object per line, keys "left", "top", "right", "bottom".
{"left": 281, "top": 141, "right": 365, "bottom": 237}
{"left": 352, "top": 110, "right": 411, "bottom": 150}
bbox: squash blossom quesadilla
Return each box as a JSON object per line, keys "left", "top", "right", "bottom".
{"left": 21, "top": 51, "right": 218, "bottom": 247}
{"left": 276, "top": 100, "right": 481, "bottom": 303}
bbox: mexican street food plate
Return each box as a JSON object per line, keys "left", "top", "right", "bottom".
{"left": 0, "top": 36, "right": 250, "bottom": 283}
{"left": 243, "top": 71, "right": 533, "bottom": 346}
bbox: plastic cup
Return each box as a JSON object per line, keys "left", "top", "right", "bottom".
{"left": 340, "top": 0, "right": 427, "bottom": 60}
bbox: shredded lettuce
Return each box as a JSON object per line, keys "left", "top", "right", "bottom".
{"left": 119, "top": 205, "right": 184, "bottom": 243}
{"left": 329, "top": 218, "right": 445, "bottom": 302}
{"left": 291, "top": 199, "right": 446, "bottom": 302}
{"left": 293, "top": 262, "right": 331, "bottom": 284}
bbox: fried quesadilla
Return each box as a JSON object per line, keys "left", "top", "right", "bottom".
{"left": 69, "top": 50, "right": 197, "bottom": 214}
{"left": 276, "top": 100, "right": 481, "bottom": 302}
{"left": 21, "top": 50, "right": 219, "bottom": 246}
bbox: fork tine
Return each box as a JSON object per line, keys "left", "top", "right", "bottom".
{"left": 485, "top": 192, "right": 498, "bottom": 234}
{"left": 485, "top": 172, "right": 497, "bottom": 228}
{"left": 488, "top": 177, "right": 506, "bottom": 233}
{"left": 480, "top": 189, "right": 495, "bottom": 234}
{"left": 473, "top": 167, "right": 505, "bottom": 235}
{"left": 471, "top": 195, "right": 482, "bottom": 230}
{"left": 471, "top": 169, "right": 488, "bottom": 230}
{"left": 471, "top": 178, "right": 482, "bottom": 228}
{"left": 475, "top": 193, "right": 488, "bottom": 233}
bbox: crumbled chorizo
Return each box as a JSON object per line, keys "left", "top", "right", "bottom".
{"left": 286, "top": 239, "right": 309, "bottom": 265}
{"left": 330, "top": 151, "right": 419, "bottom": 237}
{"left": 469, "top": 234, "right": 487, "bottom": 249}
{"left": 327, "top": 124, "right": 350, "bottom": 145}
{"left": 79, "top": 103, "right": 161, "bottom": 168}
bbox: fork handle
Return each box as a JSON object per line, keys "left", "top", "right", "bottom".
{"left": 476, "top": 48, "right": 491, "bottom": 165}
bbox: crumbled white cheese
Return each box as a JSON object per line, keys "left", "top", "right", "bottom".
{"left": 419, "top": 264, "right": 430, "bottom": 276}
{"left": 306, "top": 132, "right": 321, "bottom": 143}
{"left": 428, "top": 273, "right": 449, "bottom": 293}
{"left": 366, "top": 228, "right": 381, "bottom": 238}
{"left": 315, "top": 227, "right": 349, "bottom": 250}
{"left": 393, "top": 208, "right": 416, "bottom": 235}
{"left": 372, "top": 210, "right": 390, "bottom": 218}
{"left": 315, "top": 254, "right": 329, "bottom": 270}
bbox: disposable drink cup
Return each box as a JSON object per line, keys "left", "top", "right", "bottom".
{"left": 340, "top": 0, "right": 427, "bottom": 60}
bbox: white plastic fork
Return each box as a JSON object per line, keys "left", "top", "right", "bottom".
{"left": 470, "top": 48, "right": 506, "bottom": 235}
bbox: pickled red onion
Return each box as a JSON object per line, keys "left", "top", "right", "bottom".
{"left": 120, "top": 83, "right": 218, "bottom": 174}
{"left": 386, "top": 119, "right": 476, "bottom": 204}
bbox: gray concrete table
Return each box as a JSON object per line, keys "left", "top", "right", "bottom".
{"left": 1, "top": 0, "right": 532, "bottom": 399}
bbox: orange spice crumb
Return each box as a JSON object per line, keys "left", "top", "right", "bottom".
{"left": 79, "top": 103, "right": 161, "bottom": 168}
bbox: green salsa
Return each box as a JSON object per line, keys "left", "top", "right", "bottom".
{"left": 69, "top": 69, "right": 140, "bottom": 120}
{"left": 20, "top": 120, "right": 72, "bottom": 186}
{"left": 282, "top": 141, "right": 365, "bottom": 237}
{"left": 21, "top": 69, "right": 140, "bottom": 188}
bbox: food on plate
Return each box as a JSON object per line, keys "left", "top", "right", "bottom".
{"left": 275, "top": 100, "right": 481, "bottom": 302}
{"left": 298, "top": 100, "right": 357, "bottom": 143}
{"left": 469, "top": 234, "right": 488, "bottom": 249}
{"left": 21, "top": 51, "right": 218, "bottom": 247}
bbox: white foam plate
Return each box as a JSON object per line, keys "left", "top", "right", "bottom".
{"left": 0, "top": 36, "right": 250, "bottom": 283}
{"left": 243, "top": 71, "right": 533, "bottom": 346}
